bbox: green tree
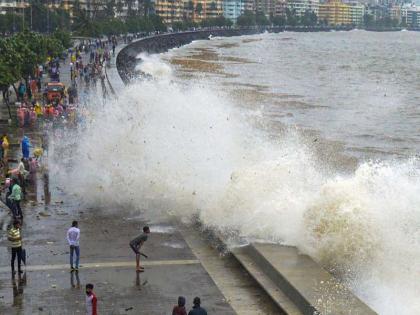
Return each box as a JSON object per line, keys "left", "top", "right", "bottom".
{"left": 237, "top": 11, "right": 256, "bottom": 26}
{"left": 149, "top": 14, "right": 167, "bottom": 32}
{"left": 43, "top": 36, "right": 65, "bottom": 58}
{"left": 12, "top": 31, "right": 43, "bottom": 78}
{"left": 0, "top": 13, "right": 21, "bottom": 34}
{"left": 201, "top": 16, "right": 233, "bottom": 27}
{"left": 0, "top": 38, "right": 22, "bottom": 91}
{"left": 72, "top": 0, "right": 102, "bottom": 36}
{"left": 363, "top": 13, "right": 374, "bottom": 27}
{"left": 300, "top": 10, "right": 317, "bottom": 26}
{"left": 53, "top": 29, "right": 72, "bottom": 48}
{"left": 286, "top": 8, "right": 297, "bottom": 26}
{"left": 271, "top": 15, "right": 286, "bottom": 26}
{"left": 255, "top": 11, "right": 269, "bottom": 25}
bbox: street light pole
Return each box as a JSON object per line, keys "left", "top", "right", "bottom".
{"left": 47, "top": 0, "right": 50, "bottom": 33}
{"left": 22, "top": 6, "right": 24, "bottom": 30}
{"left": 30, "top": 1, "right": 33, "bottom": 30}
{"left": 12, "top": 8, "right": 16, "bottom": 33}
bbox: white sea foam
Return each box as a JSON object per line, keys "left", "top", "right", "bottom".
{"left": 50, "top": 55, "right": 420, "bottom": 315}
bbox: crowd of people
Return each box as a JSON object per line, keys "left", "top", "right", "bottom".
{"left": 10, "top": 37, "right": 118, "bottom": 130}
{"left": 70, "top": 38, "right": 115, "bottom": 90}
{"left": 2, "top": 35, "right": 213, "bottom": 314}
{"left": 1, "top": 135, "right": 41, "bottom": 219}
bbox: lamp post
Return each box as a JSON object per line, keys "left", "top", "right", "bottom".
{"left": 30, "top": 0, "right": 33, "bottom": 30}
{"left": 47, "top": 0, "right": 50, "bottom": 33}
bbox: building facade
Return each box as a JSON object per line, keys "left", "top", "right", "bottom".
{"left": 206, "top": 0, "right": 223, "bottom": 18}
{"left": 0, "top": 0, "right": 29, "bottom": 14}
{"left": 255, "top": 0, "right": 275, "bottom": 15}
{"left": 154, "top": 0, "right": 184, "bottom": 23}
{"left": 274, "top": 0, "right": 286, "bottom": 16}
{"left": 406, "top": 5, "right": 420, "bottom": 27}
{"left": 318, "top": 0, "right": 350, "bottom": 25}
{"left": 223, "top": 0, "right": 244, "bottom": 22}
{"left": 286, "top": 0, "right": 319, "bottom": 17}
{"left": 349, "top": 3, "right": 364, "bottom": 24}
{"left": 183, "top": 0, "right": 223, "bottom": 22}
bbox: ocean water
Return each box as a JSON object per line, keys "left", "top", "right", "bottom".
{"left": 50, "top": 31, "right": 420, "bottom": 314}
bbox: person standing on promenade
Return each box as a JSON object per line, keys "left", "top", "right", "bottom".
{"left": 8, "top": 179, "right": 23, "bottom": 219}
{"left": 172, "top": 296, "right": 187, "bottom": 315}
{"left": 85, "top": 283, "right": 98, "bottom": 315}
{"left": 17, "top": 157, "right": 29, "bottom": 193}
{"left": 2, "top": 134, "right": 9, "bottom": 171}
{"left": 188, "top": 297, "right": 208, "bottom": 315}
{"left": 67, "top": 220, "right": 80, "bottom": 271}
{"left": 21, "top": 136, "right": 31, "bottom": 160}
{"left": 129, "top": 226, "right": 150, "bottom": 272}
{"left": 8, "top": 220, "right": 23, "bottom": 276}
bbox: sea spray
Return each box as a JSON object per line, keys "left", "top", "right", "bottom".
{"left": 50, "top": 55, "right": 420, "bottom": 315}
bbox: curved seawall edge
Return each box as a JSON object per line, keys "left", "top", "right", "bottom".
{"left": 116, "top": 29, "right": 267, "bottom": 83}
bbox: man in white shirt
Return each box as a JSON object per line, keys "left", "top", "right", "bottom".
{"left": 67, "top": 220, "right": 80, "bottom": 271}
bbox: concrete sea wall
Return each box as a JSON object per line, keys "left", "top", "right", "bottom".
{"left": 116, "top": 28, "right": 270, "bottom": 83}
{"left": 116, "top": 30, "right": 378, "bottom": 314}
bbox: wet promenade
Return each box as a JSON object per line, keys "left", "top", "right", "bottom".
{"left": 0, "top": 41, "right": 282, "bottom": 315}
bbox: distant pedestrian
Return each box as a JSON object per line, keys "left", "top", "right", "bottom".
{"left": 18, "top": 82, "right": 26, "bottom": 101}
{"left": 8, "top": 220, "right": 23, "bottom": 276}
{"left": 8, "top": 179, "right": 23, "bottom": 219}
{"left": 129, "top": 226, "right": 150, "bottom": 272}
{"left": 67, "top": 220, "right": 80, "bottom": 271}
{"left": 21, "top": 136, "right": 31, "bottom": 159}
{"left": 173, "top": 296, "right": 187, "bottom": 315}
{"left": 17, "top": 158, "right": 28, "bottom": 194}
{"left": 2, "top": 134, "right": 9, "bottom": 165}
{"left": 188, "top": 297, "right": 207, "bottom": 315}
{"left": 85, "top": 283, "right": 97, "bottom": 315}
{"left": 38, "top": 64, "right": 43, "bottom": 77}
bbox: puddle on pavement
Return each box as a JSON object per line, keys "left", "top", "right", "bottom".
{"left": 162, "top": 241, "right": 185, "bottom": 249}
{"left": 150, "top": 225, "right": 175, "bottom": 234}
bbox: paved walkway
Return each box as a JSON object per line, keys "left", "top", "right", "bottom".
{"left": 0, "top": 41, "right": 236, "bottom": 315}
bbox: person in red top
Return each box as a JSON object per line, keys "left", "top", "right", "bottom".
{"left": 85, "top": 283, "right": 97, "bottom": 315}
{"left": 172, "top": 296, "right": 187, "bottom": 315}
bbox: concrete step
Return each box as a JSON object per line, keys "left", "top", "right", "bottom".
{"left": 231, "top": 246, "right": 303, "bottom": 315}
{"left": 246, "top": 243, "right": 377, "bottom": 315}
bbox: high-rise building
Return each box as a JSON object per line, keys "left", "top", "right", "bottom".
{"left": 255, "top": 0, "right": 275, "bottom": 15}
{"left": 206, "top": 0, "right": 223, "bottom": 18}
{"left": 286, "top": 0, "right": 319, "bottom": 17}
{"left": 154, "top": 0, "right": 184, "bottom": 23}
{"left": 318, "top": 0, "right": 350, "bottom": 24}
{"left": 274, "top": 0, "right": 287, "bottom": 16}
{"left": 390, "top": 4, "right": 403, "bottom": 23}
{"left": 183, "top": 0, "right": 223, "bottom": 22}
{"left": 318, "top": 0, "right": 364, "bottom": 25}
{"left": 223, "top": 0, "right": 245, "bottom": 22}
{"left": 244, "top": 0, "right": 255, "bottom": 11}
{"left": 406, "top": 5, "right": 420, "bottom": 26}
{"left": 349, "top": 3, "right": 364, "bottom": 24}
{"left": 0, "top": 0, "right": 29, "bottom": 15}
